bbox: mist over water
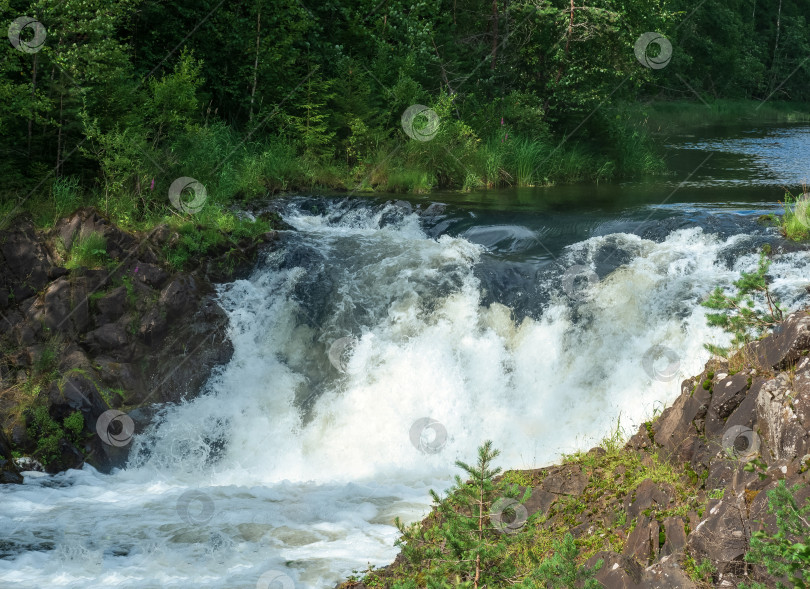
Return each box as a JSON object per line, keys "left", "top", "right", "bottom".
{"left": 2, "top": 134, "right": 810, "bottom": 588}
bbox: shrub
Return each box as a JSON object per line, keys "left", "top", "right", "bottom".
{"left": 744, "top": 480, "right": 810, "bottom": 588}
{"left": 63, "top": 411, "right": 84, "bottom": 440}
{"left": 26, "top": 406, "right": 63, "bottom": 465}
{"left": 390, "top": 441, "right": 602, "bottom": 589}
{"left": 517, "top": 533, "right": 603, "bottom": 589}
{"left": 393, "top": 441, "right": 531, "bottom": 588}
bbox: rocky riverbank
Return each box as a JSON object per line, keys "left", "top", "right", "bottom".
{"left": 0, "top": 208, "right": 276, "bottom": 481}
{"left": 338, "top": 310, "right": 810, "bottom": 588}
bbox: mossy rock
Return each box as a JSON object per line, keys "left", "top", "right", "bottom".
{"left": 757, "top": 213, "right": 780, "bottom": 226}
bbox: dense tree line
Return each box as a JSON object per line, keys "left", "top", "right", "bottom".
{"left": 1, "top": 0, "right": 808, "bottom": 225}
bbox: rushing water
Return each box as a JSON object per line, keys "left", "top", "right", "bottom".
{"left": 1, "top": 124, "right": 809, "bottom": 588}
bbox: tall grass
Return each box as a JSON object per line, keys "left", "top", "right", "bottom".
{"left": 781, "top": 188, "right": 810, "bottom": 241}
{"left": 65, "top": 232, "right": 108, "bottom": 270}
{"left": 52, "top": 176, "right": 83, "bottom": 222}
{"left": 476, "top": 139, "right": 508, "bottom": 187}
{"left": 509, "top": 138, "right": 549, "bottom": 187}
{"left": 385, "top": 169, "right": 433, "bottom": 193}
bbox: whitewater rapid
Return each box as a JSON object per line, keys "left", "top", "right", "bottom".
{"left": 1, "top": 198, "right": 808, "bottom": 588}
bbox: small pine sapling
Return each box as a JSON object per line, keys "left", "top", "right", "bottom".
{"left": 702, "top": 246, "right": 784, "bottom": 356}
{"left": 393, "top": 441, "right": 531, "bottom": 588}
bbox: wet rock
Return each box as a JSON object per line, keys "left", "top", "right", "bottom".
{"left": 0, "top": 207, "right": 259, "bottom": 481}
{"left": 146, "top": 296, "right": 233, "bottom": 404}
{"left": 48, "top": 438, "right": 85, "bottom": 473}
{"left": 421, "top": 202, "right": 447, "bottom": 217}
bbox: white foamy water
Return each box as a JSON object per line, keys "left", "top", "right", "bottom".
{"left": 1, "top": 201, "right": 807, "bottom": 588}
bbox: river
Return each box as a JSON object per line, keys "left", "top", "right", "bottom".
{"left": 1, "top": 123, "right": 809, "bottom": 588}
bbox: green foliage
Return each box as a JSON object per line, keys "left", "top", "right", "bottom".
{"left": 1, "top": 0, "right": 807, "bottom": 227}
{"left": 684, "top": 555, "right": 716, "bottom": 584}
{"left": 517, "top": 533, "right": 603, "bottom": 589}
{"left": 780, "top": 190, "right": 810, "bottom": 242}
{"left": 744, "top": 458, "right": 769, "bottom": 481}
{"left": 33, "top": 338, "right": 60, "bottom": 377}
{"left": 63, "top": 411, "right": 84, "bottom": 439}
{"left": 51, "top": 177, "right": 83, "bottom": 223}
{"left": 26, "top": 406, "right": 60, "bottom": 464}
{"left": 119, "top": 275, "right": 137, "bottom": 307}
{"left": 25, "top": 404, "right": 85, "bottom": 466}
{"left": 65, "top": 232, "right": 108, "bottom": 270}
{"left": 744, "top": 480, "right": 810, "bottom": 589}
{"left": 702, "top": 247, "right": 784, "bottom": 355}
{"left": 389, "top": 441, "right": 605, "bottom": 589}
{"left": 162, "top": 207, "right": 270, "bottom": 271}
{"left": 394, "top": 441, "right": 531, "bottom": 588}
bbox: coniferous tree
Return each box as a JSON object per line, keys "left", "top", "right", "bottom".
{"left": 394, "top": 441, "right": 531, "bottom": 588}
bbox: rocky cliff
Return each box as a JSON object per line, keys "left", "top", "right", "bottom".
{"left": 0, "top": 208, "right": 274, "bottom": 480}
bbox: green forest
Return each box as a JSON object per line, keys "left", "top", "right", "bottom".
{"left": 2, "top": 0, "right": 810, "bottom": 229}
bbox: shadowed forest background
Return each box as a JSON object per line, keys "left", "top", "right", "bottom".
{"left": 2, "top": 0, "right": 810, "bottom": 228}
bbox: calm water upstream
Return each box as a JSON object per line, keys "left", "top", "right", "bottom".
{"left": 1, "top": 124, "right": 809, "bottom": 588}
